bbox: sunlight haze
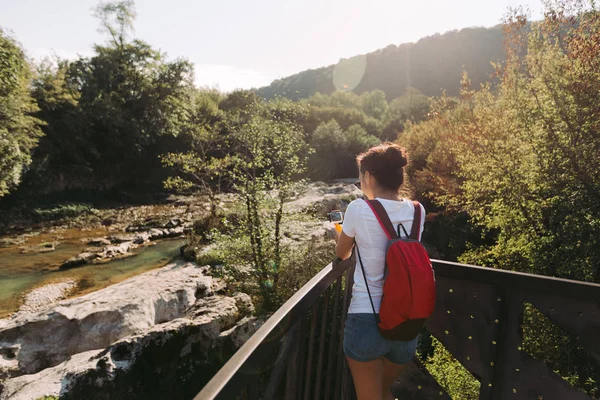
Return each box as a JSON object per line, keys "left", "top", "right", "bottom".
{"left": 1, "top": 0, "right": 543, "bottom": 92}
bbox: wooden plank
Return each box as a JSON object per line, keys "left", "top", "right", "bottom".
{"left": 431, "top": 260, "right": 600, "bottom": 302}
{"left": 334, "top": 267, "right": 354, "bottom": 400}
{"left": 525, "top": 291, "right": 600, "bottom": 361}
{"left": 303, "top": 303, "right": 319, "bottom": 400}
{"left": 325, "top": 278, "right": 343, "bottom": 398}
{"left": 426, "top": 277, "right": 503, "bottom": 384}
{"left": 314, "top": 287, "right": 332, "bottom": 400}
{"left": 196, "top": 258, "right": 354, "bottom": 400}
{"left": 295, "top": 316, "right": 308, "bottom": 400}
{"left": 264, "top": 322, "right": 300, "bottom": 400}
{"left": 284, "top": 322, "right": 302, "bottom": 399}
{"left": 489, "top": 288, "right": 522, "bottom": 400}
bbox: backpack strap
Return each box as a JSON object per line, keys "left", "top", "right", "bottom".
{"left": 363, "top": 199, "right": 398, "bottom": 240}
{"left": 410, "top": 201, "right": 422, "bottom": 241}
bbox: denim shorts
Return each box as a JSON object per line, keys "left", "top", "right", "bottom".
{"left": 343, "top": 313, "right": 418, "bottom": 364}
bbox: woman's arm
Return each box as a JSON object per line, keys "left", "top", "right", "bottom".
{"left": 335, "top": 230, "right": 354, "bottom": 260}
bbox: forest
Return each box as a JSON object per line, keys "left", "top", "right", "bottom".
{"left": 1, "top": 0, "right": 599, "bottom": 398}
{"left": 257, "top": 25, "right": 505, "bottom": 100}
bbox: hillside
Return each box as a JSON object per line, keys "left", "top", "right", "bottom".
{"left": 258, "top": 26, "right": 505, "bottom": 100}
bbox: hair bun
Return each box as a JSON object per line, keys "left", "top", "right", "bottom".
{"left": 356, "top": 142, "right": 409, "bottom": 192}
{"left": 384, "top": 143, "right": 408, "bottom": 169}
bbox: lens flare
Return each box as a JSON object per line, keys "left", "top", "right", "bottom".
{"left": 333, "top": 54, "right": 367, "bottom": 92}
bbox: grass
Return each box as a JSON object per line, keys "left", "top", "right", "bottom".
{"left": 32, "top": 203, "right": 96, "bottom": 222}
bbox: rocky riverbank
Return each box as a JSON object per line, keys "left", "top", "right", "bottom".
{"left": 0, "top": 182, "right": 363, "bottom": 399}
{"left": 0, "top": 261, "right": 260, "bottom": 399}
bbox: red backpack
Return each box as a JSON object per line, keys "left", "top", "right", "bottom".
{"left": 356, "top": 199, "right": 436, "bottom": 341}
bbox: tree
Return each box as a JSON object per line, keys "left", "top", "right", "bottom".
{"left": 383, "top": 88, "right": 430, "bottom": 141}
{"left": 228, "top": 105, "right": 309, "bottom": 309}
{"left": 0, "top": 29, "right": 43, "bottom": 198}
{"left": 93, "top": 0, "right": 136, "bottom": 48}
{"left": 162, "top": 90, "right": 229, "bottom": 218}
{"left": 309, "top": 119, "right": 380, "bottom": 180}
{"left": 25, "top": 1, "right": 196, "bottom": 193}
{"left": 360, "top": 89, "right": 388, "bottom": 119}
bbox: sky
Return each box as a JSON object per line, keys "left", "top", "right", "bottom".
{"left": 1, "top": 0, "right": 544, "bottom": 92}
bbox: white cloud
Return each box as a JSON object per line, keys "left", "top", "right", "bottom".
{"left": 193, "top": 64, "right": 275, "bottom": 93}
{"left": 28, "top": 49, "right": 275, "bottom": 93}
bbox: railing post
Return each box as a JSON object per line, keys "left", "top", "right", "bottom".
{"left": 488, "top": 288, "right": 523, "bottom": 400}
{"left": 303, "top": 303, "right": 319, "bottom": 400}
{"left": 314, "top": 286, "right": 332, "bottom": 399}
{"left": 284, "top": 322, "right": 302, "bottom": 399}
{"left": 264, "top": 321, "right": 301, "bottom": 400}
{"left": 324, "top": 277, "right": 343, "bottom": 398}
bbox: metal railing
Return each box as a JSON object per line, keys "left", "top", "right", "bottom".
{"left": 195, "top": 258, "right": 600, "bottom": 400}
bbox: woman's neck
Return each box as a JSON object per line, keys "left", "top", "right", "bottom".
{"left": 370, "top": 189, "right": 401, "bottom": 201}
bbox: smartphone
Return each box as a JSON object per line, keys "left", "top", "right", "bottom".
{"left": 327, "top": 210, "right": 344, "bottom": 224}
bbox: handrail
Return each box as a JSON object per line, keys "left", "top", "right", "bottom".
{"left": 431, "top": 258, "right": 600, "bottom": 301}
{"left": 194, "top": 257, "right": 354, "bottom": 400}
{"left": 194, "top": 257, "right": 600, "bottom": 400}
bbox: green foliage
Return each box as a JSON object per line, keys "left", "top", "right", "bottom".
{"left": 168, "top": 95, "right": 310, "bottom": 310}
{"left": 522, "top": 302, "right": 600, "bottom": 396}
{"left": 0, "top": 29, "right": 43, "bottom": 197}
{"left": 93, "top": 0, "right": 136, "bottom": 47}
{"left": 22, "top": 1, "right": 195, "bottom": 195}
{"left": 422, "top": 338, "right": 480, "bottom": 399}
{"left": 31, "top": 202, "right": 94, "bottom": 221}
{"left": 404, "top": 1, "right": 600, "bottom": 396}
{"left": 308, "top": 120, "right": 379, "bottom": 180}
{"left": 359, "top": 89, "right": 388, "bottom": 119}
{"left": 382, "top": 87, "right": 430, "bottom": 141}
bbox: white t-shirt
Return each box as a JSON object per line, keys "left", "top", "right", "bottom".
{"left": 342, "top": 198, "right": 426, "bottom": 314}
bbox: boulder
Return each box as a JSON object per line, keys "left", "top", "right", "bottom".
{"left": 0, "top": 311, "right": 262, "bottom": 400}
{"left": 59, "top": 252, "right": 97, "bottom": 270}
{"left": 96, "top": 241, "right": 137, "bottom": 258}
{"left": 86, "top": 237, "right": 111, "bottom": 247}
{"left": 0, "top": 261, "right": 215, "bottom": 378}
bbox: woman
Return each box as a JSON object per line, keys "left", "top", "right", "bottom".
{"left": 335, "top": 143, "right": 425, "bottom": 400}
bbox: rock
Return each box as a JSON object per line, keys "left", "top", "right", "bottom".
{"left": 86, "top": 237, "right": 111, "bottom": 247}
{"left": 18, "top": 241, "right": 59, "bottom": 254}
{"left": 59, "top": 252, "right": 97, "bottom": 270}
{"left": 165, "top": 218, "right": 182, "bottom": 228}
{"left": 0, "top": 237, "right": 26, "bottom": 247}
{"left": 132, "top": 232, "right": 150, "bottom": 244}
{"left": 0, "top": 260, "right": 214, "bottom": 378}
{"left": 108, "top": 233, "right": 136, "bottom": 244}
{"left": 16, "top": 280, "right": 77, "bottom": 316}
{"left": 285, "top": 182, "right": 362, "bottom": 216}
{"left": 164, "top": 226, "right": 185, "bottom": 238}
{"left": 0, "top": 314, "right": 263, "bottom": 400}
{"left": 96, "top": 241, "right": 137, "bottom": 258}
{"left": 180, "top": 243, "right": 199, "bottom": 261}
{"left": 148, "top": 228, "right": 165, "bottom": 240}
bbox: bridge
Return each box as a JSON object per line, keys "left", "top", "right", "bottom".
{"left": 194, "top": 256, "right": 600, "bottom": 400}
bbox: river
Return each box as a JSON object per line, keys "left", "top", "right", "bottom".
{"left": 0, "top": 227, "right": 184, "bottom": 317}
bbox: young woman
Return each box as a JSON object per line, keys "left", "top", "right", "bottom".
{"left": 335, "top": 143, "right": 425, "bottom": 400}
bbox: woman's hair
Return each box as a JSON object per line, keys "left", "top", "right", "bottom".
{"left": 357, "top": 142, "right": 409, "bottom": 192}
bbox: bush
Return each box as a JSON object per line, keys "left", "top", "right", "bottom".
{"left": 31, "top": 203, "right": 95, "bottom": 222}
{"left": 422, "top": 337, "right": 480, "bottom": 399}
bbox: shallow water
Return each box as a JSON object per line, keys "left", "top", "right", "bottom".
{"left": 0, "top": 230, "right": 184, "bottom": 317}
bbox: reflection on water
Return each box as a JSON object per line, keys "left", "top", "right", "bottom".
{"left": 0, "top": 236, "right": 185, "bottom": 317}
